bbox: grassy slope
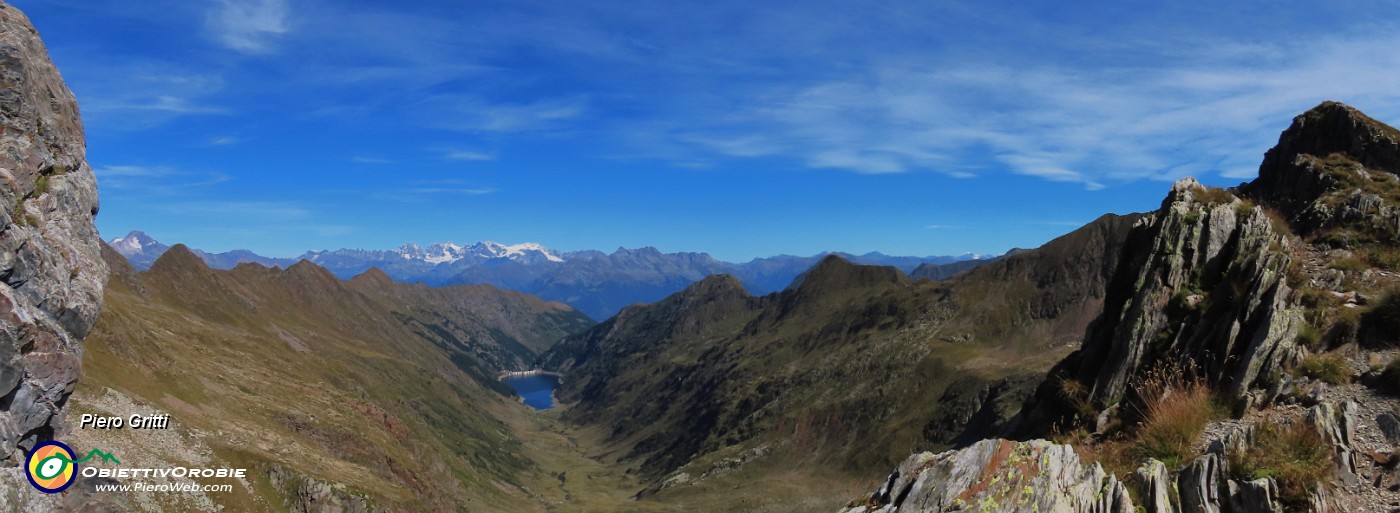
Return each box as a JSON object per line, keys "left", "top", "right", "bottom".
{"left": 69, "top": 244, "right": 593, "bottom": 512}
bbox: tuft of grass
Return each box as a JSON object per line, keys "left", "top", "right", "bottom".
{"left": 1234, "top": 199, "right": 1256, "bottom": 218}
{"left": 1193, "top": 185, "right": 1236, "bottom": 206}
{"left": 1054, "top": 376, "right": 1096, "bottom": 425}
{"left": 1363, "top": 247, "right": 1400, "bottom": 271}
{"left": 1126, "top": 367, "right": 1221, "bottom": 468}
{"left": 1363, "top": 289, "right": 1400, "bottom": 348}
{"left": 1328, "top": 256, "right": 1367, "bottom": 273}
{"left": 1294, "top": 353, "right": 1351, "bottom": 384}
{"left": 1295, "top": 323, "right": 1324, "bottom": 351}
{"left": 1261, "top": 207, "right": 1294, "bottom": 237}
{"left": 12, "top": 197, "right": 32, "bottom": 227}
{"left": 1072, "top": 436, "right": 1138, "bottom": 484}
{"left": 1228, "top": 421, "right": 1332, "bottom": 509}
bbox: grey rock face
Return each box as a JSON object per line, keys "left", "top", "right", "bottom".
{"left": 848, "top": 421, "right": 1345, "bottom": 513}
{"left": 1059, "top": 178, "right": 1300, "bottom": 410}
{"left": 0, "top": 1, "right": 105, "bottom": 460}
{"left": 1309, "top": 400, "right": 1360, "bottom": 486}
{"left": 1177, "top": 453, "right": 1224, "bottom": 513}
{"left": 0, "top": 1, "right": 107, "bottom": 509}
{"left": 1228, "top": 478, "right": 1283, "bottom": 513}
{"left": 1136, "top": 459, "right": 1178, "bottom": 513}
{"left": 841, "top": 439, "right": 1135, "bottom": 513}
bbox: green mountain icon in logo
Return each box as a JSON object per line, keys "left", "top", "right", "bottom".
{"left": 59, "top": 448, "right": 120, "bottom": 465}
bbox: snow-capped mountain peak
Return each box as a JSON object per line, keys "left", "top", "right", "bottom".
{"left": 109, "top": 230, "right": 163, "bottom": 256}
{"left": 386, "top": 241, "right": 564, "bottom": 265}
{"left": 474, "top": 241, "right": 565, "bottom": 263}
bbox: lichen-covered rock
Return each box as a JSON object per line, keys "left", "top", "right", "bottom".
{"left": 841, "top": 439, "right": 1134, "bottom": 513}
{"left": 0, "top": 0, "right": 107, "bottom": 509}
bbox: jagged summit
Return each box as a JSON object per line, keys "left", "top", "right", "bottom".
{"left": 109, "top": 230, "right": 161, "bottom": 253}
{"left": 1239, "top": 101, "right": 1400, "bottom": 240}
{"left": 1260, "top": 101, "right": 1400, "bottom": 178}
{"left": 389, "top": 240, "right": 566, "bottom": 264}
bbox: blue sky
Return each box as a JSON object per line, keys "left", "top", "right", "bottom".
{"left": 13, "top": 0, "right": 1400, "bottom": 261}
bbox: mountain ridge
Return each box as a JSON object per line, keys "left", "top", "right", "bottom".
{"left": 537, "top": 210, "right": 1142, "bottom": 495}
{"left": 107, "top": 229, "right": 989, "bottom": 319}
{"left": 70, "top": 239, "right": 597, "bottom": 511}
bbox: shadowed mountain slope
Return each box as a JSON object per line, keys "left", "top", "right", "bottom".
{"left": 539, "top": 213, "right": 1140, "bottom": 496}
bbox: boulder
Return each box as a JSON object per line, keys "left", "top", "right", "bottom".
{"left": 843, "top": 439, "right": 1134, "bottom": 513}
{"left": 1177, "top": 453, "right": 1224, "bottom": 513}
{"left": 1136, "top": 459, "right": 1178, "bottom": 513}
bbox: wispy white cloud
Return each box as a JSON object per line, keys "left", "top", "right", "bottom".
{"left": 157, "top": 201, "right": 310, "bottom": 219}
{"left": 94, "top": 164, "right": 229, "bottom": 193}
{"left": 95, "top": 165, "right": 177, "bottom": 178}
{"left": 67, "top": 64, "right": 226, "bottom": 130}
{"left": 208, "top": 0, "right": 290, "bottom": 54}
{"left": 442, "top": 150, "right": 495, "bottom": 162}
{"left": 1033, "top": 220, "right": 1094, "bottom": 227}
{"left": 653, "top": 30, "right": 1400, "bottom": 188}
{"left": 329, "top": 179, "right": 498, "bottom": 203}
{"left": 426, "top": 96, "right": 589, "bottom": 133}
{"left": 206, "top": 135, "right": 241, "bottom": 146}
{"left": 404, "top": 187, "right": 495, "bottom": 195}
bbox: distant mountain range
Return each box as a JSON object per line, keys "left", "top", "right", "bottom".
{"left": 107, "top": 230, "right": 992, "bottom": 319}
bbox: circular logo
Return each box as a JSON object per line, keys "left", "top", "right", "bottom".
{"left": 26, "top": 441, "right": 76, "bottom": 494}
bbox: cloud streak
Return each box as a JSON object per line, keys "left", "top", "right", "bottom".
{"left": 657, "top": 30, "right": 1400, "bottom": 187}
{"left": 208, "top": 0, "right": 290, "bottom": 53}
{"left": 442, "top": 150, "right": 495, "bottom": 162}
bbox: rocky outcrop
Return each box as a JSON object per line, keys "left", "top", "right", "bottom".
{"left": 1029, "top": 178, "right": 1300, "bottom": 425}
{"left": 0, "top": 1, "right": 105, "bottom": 458}
{"left": 840, "top": 439, "right": 1134, "bottom": 513}
{"left": 269, "top": 465, "right": 385, "bottom": 513}
{"left": 0, "top": 1, "right": 108, "bottom": 509}
{"left": 1136, "top": 459, "right": 1176, "bottom": 513}
{"left": 1309, "top": 401, "right": 1360, "bottom": 487}
{"left": 1242, "top": 101, "right": 1400, "bottom": 239}
{"left": 1178, "top": 453, "right": 1225, "bottom": 513}
{"left": 846, "top": 406, "right": 1363, "bottom": 513}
